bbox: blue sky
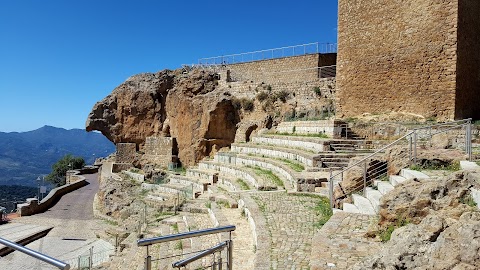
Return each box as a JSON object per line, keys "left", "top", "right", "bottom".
{"left": 0, "top": 0, "right": 338, "bottom": 132}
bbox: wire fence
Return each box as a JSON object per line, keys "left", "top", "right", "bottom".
{"left": 197, "top": 42, "right": 337, "bottom": 65}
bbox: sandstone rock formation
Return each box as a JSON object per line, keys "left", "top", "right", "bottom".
{"left": 86, "top": 69, "right": 245, "bottom": 166}
{"left": 354, "top": 171, "right": 480, "bottom": 269}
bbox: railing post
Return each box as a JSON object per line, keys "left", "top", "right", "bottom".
{"left": 144, "top": 255, "right": 151, "bottom": 270}
{"left": 363, "top": 162, "right": 367, "bottom": 196}
{"left": 89, "top": 246, "right": 93, "bottom": 269}
{"left": 329, "top": 170, "right": 334, "bottom": 209}
{"left": 409, "top": 134, "right": 412, "bottom": 165}
{"left": 413, "top": 131, "right": 417, "bottom": 165}
{"left": 227, "top": 240, "right": 233, "bottom": 270}
{"left": 218, "top": 257, "right": 223, "bottom": 270}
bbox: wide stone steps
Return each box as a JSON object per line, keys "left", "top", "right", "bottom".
{"left": 231, "top": 143, "right": 318, "bottom": 167}
{"left": 343, "top": 169, "right": 430, "bottom": 215}
{"left": 198, "top": 161, "right": 275, "bottom": 190}
{"left": 251, "top": 135, "right": 328, "bottom": 153}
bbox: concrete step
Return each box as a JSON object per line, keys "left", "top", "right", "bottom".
{"left": 342, "top": 203, "right": 360, "bottom": 214}
{"left": 352, "top": 194, "right": 376, "bottom": 215}
{"left": 365, "top": 187, "right": 382, "bottom": 213}
{"left": 389, "top": 175, "right": 408, "bottom": 186}
{"left": 460, "top": 160, "right": 480, "bottom": 170}
{"left": 400, "top": 169, "right": 430, "bottom": 180}
{"left": 375, "top": 181, "right": 395, "bottom": 195}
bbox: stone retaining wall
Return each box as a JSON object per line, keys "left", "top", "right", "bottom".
{"left": 143, "top": 136, "right": 173, "bottom": 168}
{"left": 224, "top": 54, "right": 336, "bottom": 84}
{"left": 18, "top": 170, "right": 90, "bottom": 216}
{"left": 276, "top": 120, "right": 343, "bottom": 137}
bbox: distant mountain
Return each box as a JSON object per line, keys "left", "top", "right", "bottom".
{"left": 0, "top": 126, "right": 114, "bottom": 187}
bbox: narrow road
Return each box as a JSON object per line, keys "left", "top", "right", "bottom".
{"left": 0, "top": 173, "right": 114, "bottom": 270}
{"left": 36, "top": 173, "right": 99, "bottom": 220}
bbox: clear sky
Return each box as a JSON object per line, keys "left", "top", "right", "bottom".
{"left": 0, "top": 0, "right": 338, "bottom": 132}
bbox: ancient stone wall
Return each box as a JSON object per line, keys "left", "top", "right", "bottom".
{"left": 226, "top": 53, "right": 336, "bottom": 84}
{"left": 336, "top": 0, "right": 459, "bottom": 120}
{"left": 143, "top": 136, "right": 173, "bottom": 167}
{"left": 115, "top": 143, "right": 136, "bottom": 164}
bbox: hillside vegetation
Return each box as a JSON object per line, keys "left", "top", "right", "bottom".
{"left": 0, "top": 125, "right": 114, "bottom": 186}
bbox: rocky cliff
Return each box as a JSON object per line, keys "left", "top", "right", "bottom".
{"left": 86, "top": 69, "right": 266, "bottom": 166}
{"left": 354, "top": 170, "right": 480, "bottom": 269}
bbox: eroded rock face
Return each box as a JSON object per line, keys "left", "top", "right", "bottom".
{"left": 86, "top": 69, "right": 242, "bottom": 166}
{"left": 354, "top": 171, "right": 480, "bottom": 270}
{"left": 86, "top": 71, "right": 174, "bottom": 144}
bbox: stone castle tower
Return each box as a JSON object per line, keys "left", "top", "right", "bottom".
{"left": 336, "top": 0, "right": 480, "bottom": 120}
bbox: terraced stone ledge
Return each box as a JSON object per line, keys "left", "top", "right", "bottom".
{"left": 231, "top": 143, "right": 320, "bottom": 167}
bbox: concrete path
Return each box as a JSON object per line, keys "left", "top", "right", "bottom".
{"left": 0, "top": 173, "right": 115, "bottom": 270}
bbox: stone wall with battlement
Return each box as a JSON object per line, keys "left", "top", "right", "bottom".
{"left": 115, "top": 143, "right": 136, "bottom": 164}
{"left": 224, "top": 53, "right": 336, "bottom": 85}
{"left": 142, "top": 136, "right": 173, "bottom": 168}
{"left": 336, "top": 0, "right": 480, "bottom": 120}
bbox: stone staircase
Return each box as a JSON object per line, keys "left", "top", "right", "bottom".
{"left": 342, "top": 168, "right": 431, "bottom": 215}
{"left": 342, "top": 162, "right": 480, "bottom": 215}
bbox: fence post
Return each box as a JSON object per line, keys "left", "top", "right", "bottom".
{"left": 409, "top": 134, "right": 412, "bottom": 165}
{"left": 145, "top": 255, "right": 152, "bottom": 270}
{"left": 227, "top": 240, "right": 233, "bottom": 270}
{"left": 363, "top": 162, "right": 367, "bottom": 196}
{"left": 413, "top": 131, "right": 417, "bottom": 165}
{"left": 329, "top": 170, "right": 334, "bottom": 209}
{"left": 89, "top": 246, "right": 93, "bottom": 269}
{"left": 78, "top": 256, "right": 81, "bottom": 270}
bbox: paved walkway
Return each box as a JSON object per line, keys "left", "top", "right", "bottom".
{"left": 0, "top": 173, "right": 114, "bottom": 270}
{"left": 310, "top": 211, "right": 381, "bottom": 270}
{"left": 250, "top": 192, "right": 323, "bottom": 270}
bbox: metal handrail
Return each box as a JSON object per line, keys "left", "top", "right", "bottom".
{"left": 0, "top": 237, "right": 70, "bottom": 270}
{"left": 330, "top": 131, "right": 413, "bottom": 179}
{"left": 172, "top": 241, "right": 228, "bottom": 268}
{"left": 332, "top": 118, "right": 473, "bottom": 178}
{"left": 329, "top": 118, "right": 473, "bottom": 209}
{"left": 198, "top": 42, "right": 337, "bottom": 65}
{"left": 137, "top": 225, "right": 235, "bottom": 247}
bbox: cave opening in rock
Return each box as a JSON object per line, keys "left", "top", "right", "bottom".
{"left": 245, "top": 124, "right": 258, "bottom": 142}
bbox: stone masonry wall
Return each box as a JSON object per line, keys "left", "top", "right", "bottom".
{"left": 226, "top": 53, "right": 336, "bottom": 85}
{"left": 336, "top": 0, "right": 459, "bottom": 120}
{"left": 143, "top": 136, "right": 173, "bottom": 167}
{"left": 115, "top": 143, "right": 136, "bottom": 164}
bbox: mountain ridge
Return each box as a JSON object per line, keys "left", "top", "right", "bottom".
{"left": 0, "top": 125, "right": 114, "bottom": 186}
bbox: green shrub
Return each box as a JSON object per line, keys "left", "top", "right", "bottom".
{"left": 240, "top": 98, "right": 254, "bottom": 111}
{"left": 275, "top": 90, "right": 290, "bottom": 103}
{"left": 256, "top": 91, "right": 269, "bottom": 101}
{"left": 313, "top": 87, "right": 321, "bottom": 96}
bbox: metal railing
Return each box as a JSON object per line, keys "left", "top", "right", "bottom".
{"left": 329, "top": 119, "right": 473, "bottom": 209}
{"left": 63, "top": 247, "right": 114, "bottom": 270}
{"left": 0, "top": 237, "right": 70, "bottom": 269}
{"left": 138, "top": 225, "right": 236, "bottom": 270}
{"left": 198, "top": 42, "right": 337, "bottom": 65}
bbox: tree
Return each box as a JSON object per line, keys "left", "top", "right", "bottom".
{"left": 46, "top": 154, "right": 85, "bottom": 187}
